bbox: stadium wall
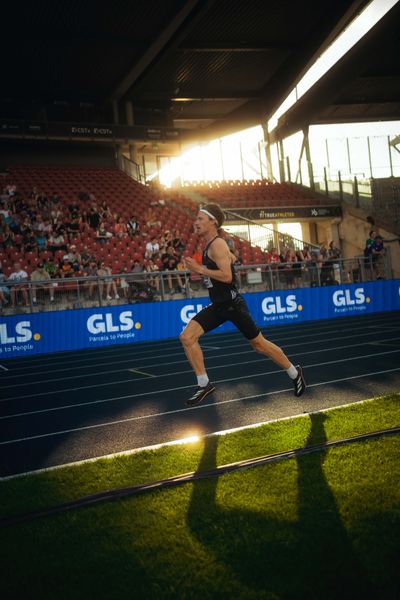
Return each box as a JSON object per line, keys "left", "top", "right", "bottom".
{"left": 0, "top": 140, "right": 117, "bottom": 168}
{"left": 1, "top": 280, "right": 399, "bottom": 359}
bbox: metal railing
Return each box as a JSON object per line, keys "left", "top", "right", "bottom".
{"left": 225, "top": 209, "right": 320, "bottom": 254}
{"left": 0, "top": 254, "right": 392, "bottom": 316}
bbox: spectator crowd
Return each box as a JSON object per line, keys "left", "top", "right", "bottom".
{"left": 0, "top": 181, "right": 387, "bottom": 311}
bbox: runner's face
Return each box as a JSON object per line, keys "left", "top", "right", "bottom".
{"left": 194, "top": 211, "right": 216, "bottom": 236}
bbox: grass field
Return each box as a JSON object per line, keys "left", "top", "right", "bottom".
{"left": 1, "top": 395, "right": 399, "bottom": 599}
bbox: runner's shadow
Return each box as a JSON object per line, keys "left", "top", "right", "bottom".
{"left": 187, "top": 410, "right": 376, "bottom": 598}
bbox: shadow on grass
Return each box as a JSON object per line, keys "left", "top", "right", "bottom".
{"left": 188, "top": 409, "right": 377, "bottom": 599}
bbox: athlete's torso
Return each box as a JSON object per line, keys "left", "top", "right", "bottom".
{"left": 202, "top": 236, "right": 239, "bottom": 304}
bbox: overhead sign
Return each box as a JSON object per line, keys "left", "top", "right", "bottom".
{"left": 228, "top": 206, "right": 342, "bottom": 220}
{"left": 0, "top": 120, "right": 181, "bottom": 142}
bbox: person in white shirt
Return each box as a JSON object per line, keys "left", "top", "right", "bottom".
{"left": 8, "top": 262, "right": 29, "bottom": 306}
{"left": 145, "top": 236, "right": 160, "bottom": 259}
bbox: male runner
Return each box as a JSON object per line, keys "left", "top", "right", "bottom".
{"left": 181, "top": 203, "right": 306, "bottom": 406}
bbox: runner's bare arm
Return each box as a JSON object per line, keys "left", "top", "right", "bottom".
{"left": 183, "top": 238, "right": 232, "bottom": 283}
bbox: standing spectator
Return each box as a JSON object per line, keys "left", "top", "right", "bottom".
{"left": 145, "top": 259, "right": 160, "bottom": 292}
{"left": 161, "top": 245, "right": 184, "bottom": 294}
{"left": 31, "top": 263, "right": 55, "bottom": 305}
{"left": 328, "top": 240, "right": 342, "bottom": 283}
{"left": 370, "top": 235, "right": 386, "bottom": 279}
{"left": 97, "top": 261, "right": 119, "bottom": 300}
{"left": 8, "top": 262, "right": 29, "bottom": 306}
{"left": 84, "top": 260, "right": 100, "bottom": 299}
{"left": 0, "top": 262, "right": 10, "bottom": 309}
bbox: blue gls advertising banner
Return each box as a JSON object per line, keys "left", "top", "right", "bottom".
{"left": 0, "top": 280, "right": 399, "bottom": 359}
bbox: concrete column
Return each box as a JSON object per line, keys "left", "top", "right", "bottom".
{"left": 126, "top": 101, "right": 134, "bottom": 126}
{"left": 112, "top": 100, "right": 119, "bottom": 125}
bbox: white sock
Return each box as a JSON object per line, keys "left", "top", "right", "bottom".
{"left": 197, "top": 374, "right": 209, "bottom": 387}
{"left": 286, "top": 364, "right": 298, "bottom": 380}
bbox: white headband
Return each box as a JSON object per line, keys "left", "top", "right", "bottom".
{"left": 200, "top": 208, "right": 218, "bottom": 222}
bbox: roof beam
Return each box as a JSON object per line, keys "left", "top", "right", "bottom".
{"left": 110, "top": 0, "right": 218, "bottom": 102}
{"left": 178, "top": 43, "right": 295, "bottom": 52}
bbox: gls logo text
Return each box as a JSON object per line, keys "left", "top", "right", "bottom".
{"left": 262, "top": 295, "right": 298, "bottom": 315}
{"left": 332, "top": 288, "right": 368, "bottom": 308}
{"left": 87, "top": 311, "right": 134, "bottom": 334}
{"left": 0, "top": 321, "right": 32, "bottom": 344}
{"left": 180, "top": 304, "right": 205, "bottom": 324}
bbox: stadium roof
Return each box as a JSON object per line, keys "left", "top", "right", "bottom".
{"left": 1, "top": 0, "right": 399, "bottom": 143}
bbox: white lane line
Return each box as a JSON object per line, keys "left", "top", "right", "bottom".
{"left": 201, "top": 345, "right": 221, "bottom": 350}
{"left": 3, "top": 327, "right": 400, "bottom": 385}
{"left": 2, "top": 339, "right": 400, "bottom": 402}
{"left": 0, "top": 396, "right": 381, "bottom": 480}
{"left": 1, "top": 367, "right": 399, "bottom": 446}
{"left": 0, "top": 365, "right": 9, "bottom": 371}
{"left": 2, "top": 350, "right": 400, "bottom": 420}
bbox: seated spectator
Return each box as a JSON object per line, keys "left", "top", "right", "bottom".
{"left": 68, "top": 201, "right": 80, "bottom": 219}
{"left": 88, "top": 207, "right": 101, "bottom": 230}
{"left": 0, "top": 225, "right": 15, "bottom": 250}
{"left": 65, "top": 216, "right": 82, "bottom": 242}
{"left": 22, "top": 228, "right": 37, "bottom": 253}
{"left": 99, "top": 201, "right": 111, "bottom": 219}
{"left": 60, "top": 258, "right": 74, "bottom": 278}
{"left": 144, "top": 207, "right": 161, "bottom": 228}
{"left": 78, "top": 190, "right": 90, "bottom": 202}
{"left": 97, "top": 261, "right": 119, "bottom": 300}
{"left": 145, "top": 236, "right": 160, "bottom": 259}
{"left": 47, "top": 229, "right": 67, "bottom": 254}
{"left": 64, "top": 245, "right": 82, "bottom": 272}
{"left": 32, "top": 214, "right": 45, "bottom": 234}
{"left": 80, "top": 246, "right": 94, "bottom": 269}
{"left": 43, "top": 257, "right": 59, "bottom": 279}
{"left": 127, "top": 215, "right": 139, "bottom": 237}
{"left": 51, "top": 206, "right": 64, "bottom": 227}
{"left": 114, "top": 217, "right": 128, "bottom": 238}
{"left": 96, "top": 221, "right": 112, "bottom": 244}
{"left": 35, "top": 230, "right": 48, "bottom": 252}
{"left": 173, "top": 230, "right": 186, "bottom": 254}
{"left": 161, "top": 245, "right": 184, "bottom": 294}
{"left": 31, "top": 263, "right": 55, "bottom": 305}
{"left": 8, "top": 262, "right": 29, "bottom": 306}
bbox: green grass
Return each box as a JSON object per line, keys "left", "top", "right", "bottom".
{"left": 1, "top": 394, "right": 399, "bottom": 599}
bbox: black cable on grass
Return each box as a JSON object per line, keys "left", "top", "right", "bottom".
{"left": 1, "top": 426, "right": 399, "bottom": 529}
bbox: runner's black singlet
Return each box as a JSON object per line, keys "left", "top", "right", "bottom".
{"left": 202, "top": 236, "right": 239, "bottom": 304}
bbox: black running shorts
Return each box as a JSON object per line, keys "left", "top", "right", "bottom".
{"left": 192, "top": 296, "right": 260, "bottom": 340}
